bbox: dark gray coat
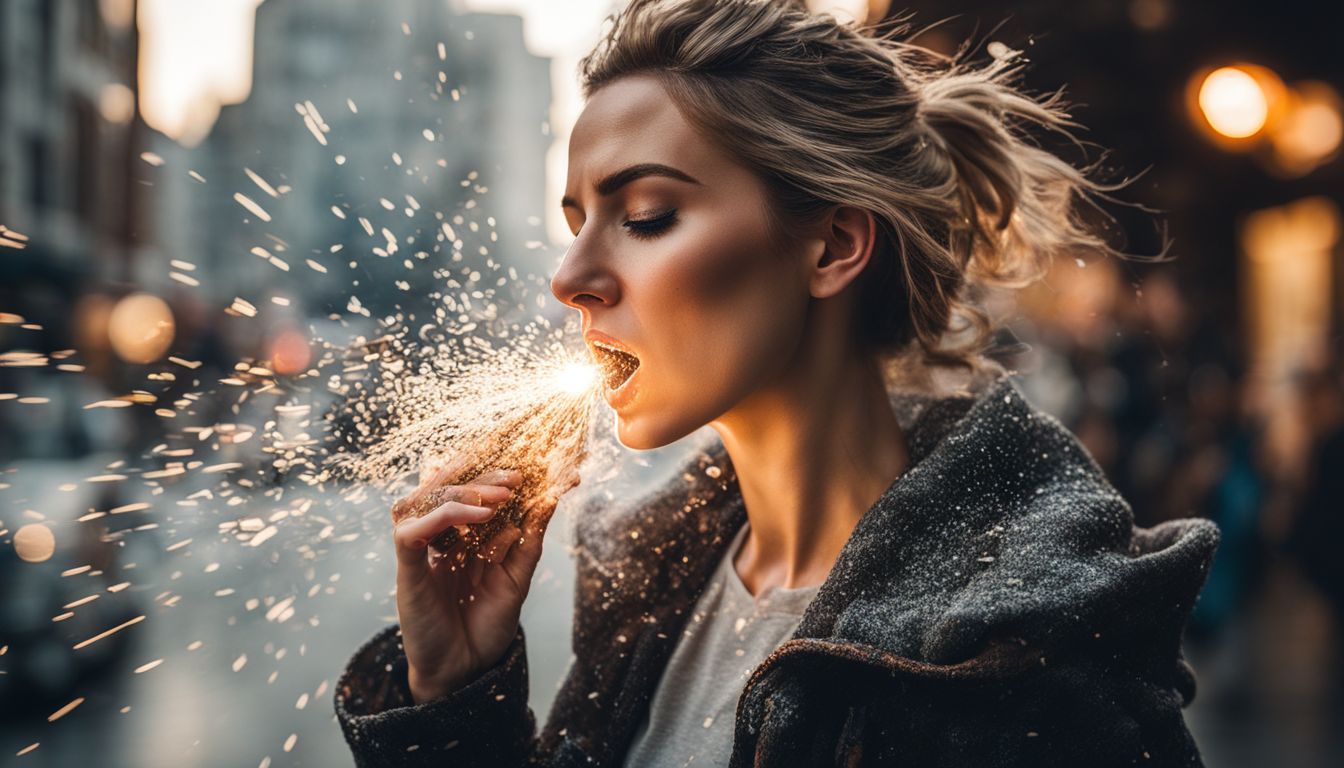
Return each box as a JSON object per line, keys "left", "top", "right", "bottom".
{"left": 335, "top": 377, "right": 1220, "bottom": 766}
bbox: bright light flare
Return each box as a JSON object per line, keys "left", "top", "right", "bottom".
{"left": 553, "top": 361, "right": 599, "bottom": 396}
{"left": 1199, "top": 66, "right": 1270, "bottom": 138}
{"left": 137, "top": 0, "right": 265, "bottom": 145}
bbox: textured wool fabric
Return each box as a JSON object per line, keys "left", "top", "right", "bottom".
{"left": 334, "top": 376, "right": 1220, "bottom": 767}
{"left": 621, "top": 520, "right": 820, "bottom": 768}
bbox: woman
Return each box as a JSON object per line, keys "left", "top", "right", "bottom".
{"left": 335, "top": 1, "right": 1219, "bottom": 765}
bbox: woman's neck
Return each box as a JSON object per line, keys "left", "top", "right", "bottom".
{"left": 710, "top": 345, "right": 908, "bottom": 597}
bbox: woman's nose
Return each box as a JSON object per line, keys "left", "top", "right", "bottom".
{"left": 550, "top": 242, "right": 619, "bottom": 309}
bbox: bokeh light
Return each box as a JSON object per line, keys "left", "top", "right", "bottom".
{"left": 98, "top": 83, "right": 136, "bottom": 125}
{"left": 13, "top": 523, "right": 56, "bottom": 563}
{"left": 269, "top": 327, "right": 313, "bottom": 376}
{"left": 108, "top": 292, "right": 175, "bottom": 364}
{"left": 137, "top": 0, "right": 265, "bottom": 145}
{"left": 1199, "top": 66, "right": 1271, "bottom": 138}
{"left": 1268, "top": 81, "right": 1343, "bottom": 176}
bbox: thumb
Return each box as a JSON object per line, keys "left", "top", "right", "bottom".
{"left": 502, "top": 494, "right": 561, "bottom": 587}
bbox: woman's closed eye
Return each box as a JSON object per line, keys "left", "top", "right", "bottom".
{"left": 624, "top": 209, "right": 678, "bottom": 240}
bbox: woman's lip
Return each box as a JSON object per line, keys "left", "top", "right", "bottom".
{"left": 584, "top": 330, "right": 638, "bottom": 358}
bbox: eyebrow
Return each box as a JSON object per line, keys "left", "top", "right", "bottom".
{"left": 560, "top": 163, "right": 702, "bottom": 211}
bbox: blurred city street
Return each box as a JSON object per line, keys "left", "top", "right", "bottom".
{"left": 0, "top": 456, "right": 587, "bottom": 767}
{"left": 3, "top": 0, "right": 1343, "bottom": 766}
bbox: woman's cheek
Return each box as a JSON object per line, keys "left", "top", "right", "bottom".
{"left": 657, "top": 264, "right": 797, "bottom": 411}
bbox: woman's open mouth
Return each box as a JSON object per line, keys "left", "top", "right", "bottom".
{"left": 590, "top": 340, "right": 641, "bottom": 391}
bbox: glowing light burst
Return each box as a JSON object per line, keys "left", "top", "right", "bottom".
{"left": 302, "top": 324, "right": 611, "bottom": 562}
{"left": 554, "top": 360, "right": 600, "bottom": 395}
{"left": 313, "top": 328, "right": 598, "bottom": 483}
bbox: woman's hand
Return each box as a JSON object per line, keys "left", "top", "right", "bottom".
{"left": 389, "top": 459, "right": 578, "bottom": 704}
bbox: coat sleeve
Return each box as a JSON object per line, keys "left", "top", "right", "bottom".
{"left": 334, "top": 622, "right": 539, "bottom": 767}
{"left": 915, "top": 639, "right": 1208, "bottom": 768}
{"left": 745, "top": 635, "right": 1208, "bottom": 768}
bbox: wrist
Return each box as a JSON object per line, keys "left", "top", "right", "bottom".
{"left": 408, "top": 666, "right": 466, "bottom": 705}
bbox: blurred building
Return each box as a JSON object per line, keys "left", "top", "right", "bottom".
{"left": 0, "top": 0, "right": 146, "bottom": 462}
{"left": 144, "top": 0, "right": 552, "bottom": 341}
{"left": 0, "top": 0, "right": 143, "bottom": 294}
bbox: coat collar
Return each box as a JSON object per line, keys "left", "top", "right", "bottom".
{"left": 567, "top": 374, "right": 1218, "bottom": 764}
{"left": 578, "top": 374, "right": 1216, "bottom": 658}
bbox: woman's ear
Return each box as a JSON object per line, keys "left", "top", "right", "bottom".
{"left": 807, "top": 205, "right": 877, "bottom": 299}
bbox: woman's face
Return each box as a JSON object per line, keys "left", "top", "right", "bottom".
{"left": 552, "top": 74, "right": 814, "bottom": 450}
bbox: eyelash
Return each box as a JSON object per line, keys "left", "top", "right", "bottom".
{"left": 623, "top": 209, "right": 677, "bottom": 240}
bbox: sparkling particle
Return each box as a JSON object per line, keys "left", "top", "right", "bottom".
{"left": 202, "top": 462, "right": 244, "bottom": 474}
{"left": 47, "top": 697, "right": 85, "bottom": 722}
{"left": 245, "top": 168, "right": 280, "bottom": 198}
{"left": 83, "top": 399, "right": 132, "bottom": 409}
{"left": 0, "top": 225, "right": 30, "bottom": 249}
{"left": 73, "top": 615, "right": 145, "bottom": 650}
{"left": 233, "top": 192, "right": 273, "bottom": 222}
{"left": 13, "top": 524, "right": 56, "bottom": 563}
{"left": 249, "top": 526, "right": 279, "bottom": 547}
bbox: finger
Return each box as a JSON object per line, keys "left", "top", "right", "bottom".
{"left": 501, "top": 497, "right": 559, "bottom": 589}
{"left": 395, "top": 480, "right": 512, "bottom": 525}
{"left": 427, "top": 529, "right": 471, "bottom": 574}
{"left": 394, "top": 502, "right": 494, "bottom": 567}
{"left": 471, "top": 468, "right": 523, "bottom": 488}
{"left": 478, "top": 524, "right": 524, "bottom": 565}
{"left": 519, "top": 499, "right": 553, "bottom": 545}
{"left": 390, "top": 456, "right": 474, "bottom": 523}
{"left": 465, "top": 553, "right": 486, "bottom": 590}
{"left": 420, "top": 483, "right": 513, "bottom": 513}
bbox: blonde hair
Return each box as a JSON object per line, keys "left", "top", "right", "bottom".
{"left": 577, "top": 0, "right": 1162, "bottom": 373}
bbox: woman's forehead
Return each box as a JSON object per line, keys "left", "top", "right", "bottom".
{"left": 567, "top": 76, "right": 712, "bottom": 187}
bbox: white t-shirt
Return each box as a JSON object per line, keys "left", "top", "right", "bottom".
{"left": 622, "top": 521, "right": 822, "bottom": 767}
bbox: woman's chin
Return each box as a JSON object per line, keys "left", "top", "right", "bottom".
{"left": 613, "top": 410, "right": 702, "bottom": 452}
{"left": 613, "top": 413, "right": 657, "bottom": 451}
